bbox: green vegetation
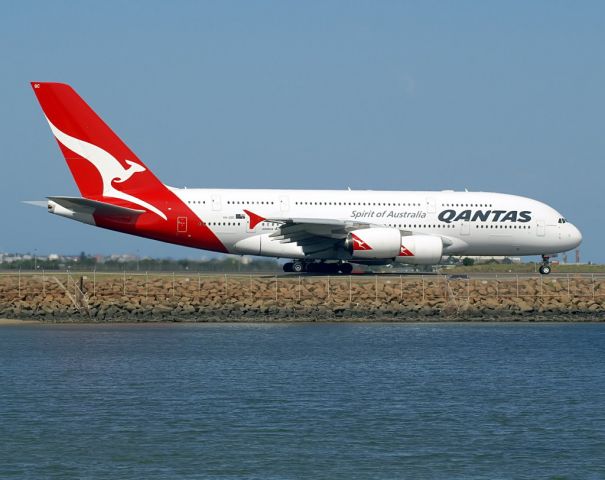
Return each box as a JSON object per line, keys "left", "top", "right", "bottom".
{"left": 2, "top": 251, "right": 603, "bottom": 274}
{"left": 445, "top": 263, "right": 605, "bottom": 274}
{"left": 0, "top": 253, "right": 281, "bottom": 273}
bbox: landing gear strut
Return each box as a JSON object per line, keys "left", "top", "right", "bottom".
{"left": 539, "top": 255, "right": 551, "bottom": 275}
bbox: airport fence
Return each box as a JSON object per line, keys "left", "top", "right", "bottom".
{"left": 1, "top": 271, "right": 605, "bottom": 312}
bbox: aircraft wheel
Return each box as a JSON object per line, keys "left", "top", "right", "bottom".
{"left": 283, "top": 262, "right": 293, "bottom": 273}
{"left": 539, "top": 265, "right": 551, "bottom": 275}
{"left": 292, "top": 262, "right": 305, "bottom": 273}
{"left": 339, "top": 263, "right": 353, "bottom": 275}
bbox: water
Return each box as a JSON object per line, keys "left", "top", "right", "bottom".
{"left": 1, "top": 323, "right": 604, "bottom": 479}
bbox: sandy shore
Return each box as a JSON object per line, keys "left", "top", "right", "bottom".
{"left": 0, "top": 318, "right": 41, "bottom": 325}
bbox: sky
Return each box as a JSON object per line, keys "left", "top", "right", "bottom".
{"left": 1, "top": 1, "right": 604, "bottom": 262}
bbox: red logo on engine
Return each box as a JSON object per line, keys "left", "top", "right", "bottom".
{"left": 351, "top": 233, "right": 372, "bottom": 251}
{"left": 399, "top": 245, "right": 414, "bottom": 256}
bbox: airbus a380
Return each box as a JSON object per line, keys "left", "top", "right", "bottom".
{"left": 30, "top": 82, "right": 582, "bottom": 275}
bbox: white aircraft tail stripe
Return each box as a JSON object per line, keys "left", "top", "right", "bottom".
{"left": 45, "top": 116, "right": 167, "bottom": 220}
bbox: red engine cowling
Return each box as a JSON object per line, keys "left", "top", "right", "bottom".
{"left": 345, "top": 228, "right": 402, "bottom": 259}
{"left": 396, "top": 235, "right": 443, "bottom": 265}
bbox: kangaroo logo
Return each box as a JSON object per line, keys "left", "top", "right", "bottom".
{"left": 46, "top": 117, "right": 167, "bottom": 220}
{"left": 351, "top": 233, "right": 372, "bottom": 251}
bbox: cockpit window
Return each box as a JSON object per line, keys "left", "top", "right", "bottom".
{"left": 558, "top": 218, "right": 567, "bottom": 224}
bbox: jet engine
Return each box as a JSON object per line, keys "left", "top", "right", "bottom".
{"left": 345, "top": 228, "right": 402, "bottom": 259}
{"left": 345, "top": 228, "right": 444, "bottom": 264}
{"left": 396, "top": 234, "right": 443, "bottom": 265}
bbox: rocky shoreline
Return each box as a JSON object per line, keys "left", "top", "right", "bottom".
{"left": 0, "top": 272, "right": 603, "bottom": 322}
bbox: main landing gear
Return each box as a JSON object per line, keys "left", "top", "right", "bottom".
{"left": 283, "top": 261, "right": 353, "bottom": 275}
{"left": 539, "top": 255, "right": 552, "bottom": 275}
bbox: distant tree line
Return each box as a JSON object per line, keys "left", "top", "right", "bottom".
{"left": 0, "top": 253, "right": 281, "bottom": 273}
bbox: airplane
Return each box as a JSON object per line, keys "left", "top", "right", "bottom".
{"left": 29, "top": 82, "right": 582, "bottom": 275}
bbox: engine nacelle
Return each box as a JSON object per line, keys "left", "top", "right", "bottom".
{"left": 396, "top": 234, "right": 443, "bottom": 265}
{"left": 345, "top": 228, "right": 402, "bottom": 259}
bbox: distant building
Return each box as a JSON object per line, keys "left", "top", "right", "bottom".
{"left": 447, "top": 256, "right": 522, "bottom": 264}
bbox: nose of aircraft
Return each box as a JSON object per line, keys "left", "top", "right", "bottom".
{"left": 568, "top": 224, "right": 583, "bottom": 249}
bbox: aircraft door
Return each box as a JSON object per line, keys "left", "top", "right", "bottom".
{"left": 460, "top": 221, "right": 470, "bottom": 236}
{"left": 425, "top": 197, "right": 436, "bottom": 214}
{"left": 279, "top": 195, "right": 290, "bottom": 213}
{"left": 536, "top": 219, "right": 545, "bottom": 237}
{"left": 211, "top": 194, "right": 221, "bottom": 211}
{"left": 177, "top": 216, "right": 188, "bottom": 233}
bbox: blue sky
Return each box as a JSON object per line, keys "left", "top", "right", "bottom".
{"left": 1, "top": 1, "right": 604, "bottom": 261}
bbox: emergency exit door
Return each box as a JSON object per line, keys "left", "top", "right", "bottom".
{"left": 460, "top": 221, "right": 470, "bottom": 236}
{"left": 177, "top": 216, "right": 188, "bottom": 233}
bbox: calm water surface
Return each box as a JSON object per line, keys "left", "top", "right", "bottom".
{"left": 1, "top": 322, "right": 604, "bottom": 479}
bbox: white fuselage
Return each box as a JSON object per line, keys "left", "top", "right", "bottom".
{"left": 173, "top": 188, "right": 582, "bottom": 261}
{"left": 32, "top": 82, "right": 583, "bottom": 267}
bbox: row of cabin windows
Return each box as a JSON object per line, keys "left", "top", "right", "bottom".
{"left": 386, "top": 224, "right": 454, "bottom": 229}
{"left": 201, "top": 222, "right": 278, "bottom": 228}
{"left": 442, "top": 203, "right": 493, "bottom": 207}
{"left": 187, "top": 200, "right": 276, "bottom": 205}
{"left": 199, "top": 222, "right": 531, "bottom": 229}
{"left": 476, "top": 225, "right": 530, "bottom": 229}
{"left": 385, "top": 224, "right": 530, "bottom": 229}
{"left": 202, "top": 222, "right": 242, "bottom": 227}
{"left": 187, "top": 200, "right": 497, "bottom": 209}
{"left": 226, "top": 201, "right": 275, "bottom": 205}
{"left": 295, "top": 201, "right": 421, "bottom": 207}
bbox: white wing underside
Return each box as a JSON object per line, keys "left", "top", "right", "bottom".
{"left": 265, "top": 217, "right": 378, "bottom": 254}
{"left": 264, "top": 218, "right": 446, "bottom": 256}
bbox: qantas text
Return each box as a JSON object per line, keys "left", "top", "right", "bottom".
{"left": 438, "top": 209, "right": 532, "bottom": 224}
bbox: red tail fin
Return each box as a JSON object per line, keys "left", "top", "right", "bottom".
{"left": 31, "top": 82, "right": 168, "bottom": 219}
{"left": 31, "top": 82, "right": 228, "bottom": 253}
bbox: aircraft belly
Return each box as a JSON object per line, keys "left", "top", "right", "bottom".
{"left": 233, "top": 234, "right": 306, "bottom": 258}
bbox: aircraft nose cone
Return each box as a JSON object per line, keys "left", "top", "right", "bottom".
{"left": 569, "top": 224, "right": 582, "bottom": 249}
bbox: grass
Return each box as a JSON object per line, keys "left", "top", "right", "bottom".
{"left": 444, "top": 263, "right": 605, "bottom": 274}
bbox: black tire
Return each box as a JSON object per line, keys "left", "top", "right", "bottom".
{"left": 539, "top": 265, "right": 551, "bottom": 275}
{"left": 292, "top": 262, "right": 305, "bottom": 273}
{"left": 283, "top": 262, "right": 293, "bottom": 273}
{"left": 339, "top": 263, "right": 353, "bottom": 275}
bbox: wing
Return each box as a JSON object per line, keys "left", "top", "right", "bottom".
{"left": 265, "top": 217, "right": 377, "bottom": 255}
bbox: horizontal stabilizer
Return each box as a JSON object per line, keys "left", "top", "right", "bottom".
{"left": 22, "top": 200, "right": 48, "bottom": 208}
{"left": 47, "top": 196, "right": 146, "bottom": 216}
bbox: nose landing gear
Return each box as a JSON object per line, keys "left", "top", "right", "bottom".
{"left": 539, "top": 255, "right": 552, "bottom": 275}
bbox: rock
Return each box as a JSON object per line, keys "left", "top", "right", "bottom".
{"left": 0, "top": 274, "right": 602, "bottom": 322}
{"left": 515, "top": 300, "right": 534, "bottom": 312}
